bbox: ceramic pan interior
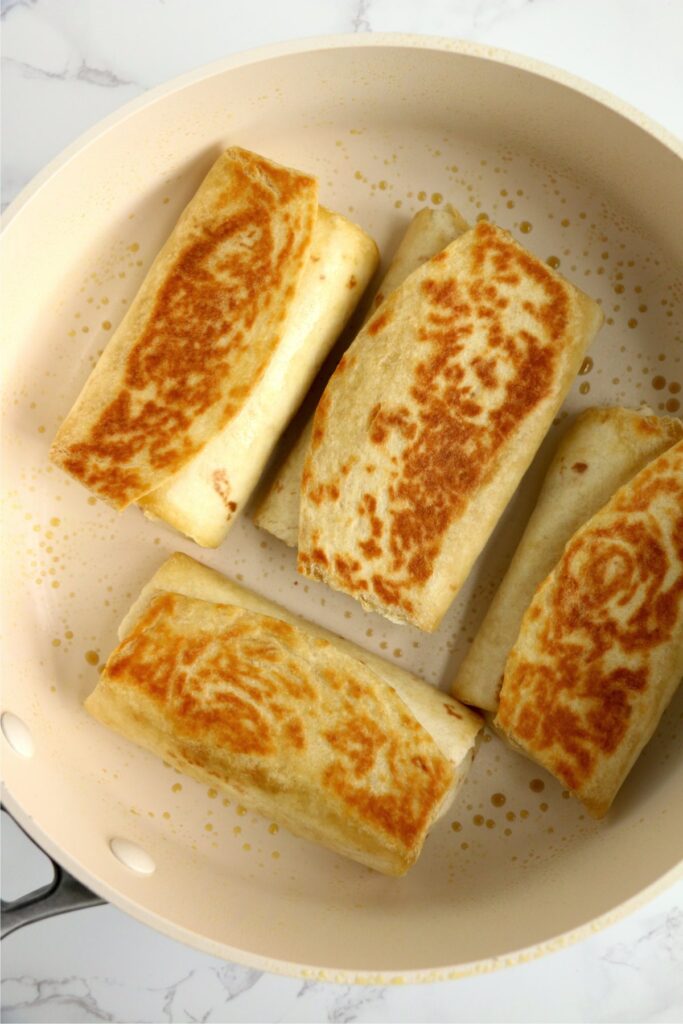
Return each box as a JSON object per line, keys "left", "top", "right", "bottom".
{"left": 1, "top": 36, "right": 682, "bottom": 983}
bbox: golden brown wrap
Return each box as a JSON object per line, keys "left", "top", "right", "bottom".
{"left": 86, "top": 554, "right": 482, "bottom": 875}
{"left": 52, "top": 148, "right": 378, "bottom": 547}
{"left": 252, "top": 205, "right": 469, "bottom": 547}
{"left": 495, "top": 440, "right": 683, "bottom": 817}
{"left": 453, "top": 407, "right": 683, "bottom": 711}
{"left": 298, "top": 221, "right": 604, "bottom": 631}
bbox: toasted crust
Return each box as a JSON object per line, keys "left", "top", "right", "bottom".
{"left": 452, "top": 407, "right": 683, "bottom": 711}
{"left": 495, "top": 440, "right": 683, "bottom": 817}
{"left": 51, "top": 148, "right": 318, "bottom": 509}
{"left": 87, "top": 553, "right": 482, "bottom": 876}
{"left": 364, "top": 205, "right": 471, "bottom": 320}
{"left": 252, "top": 205, "right": 469, "bottom": 547}
{"left": 298, "top": 221, "right": 604, "bottom": 631}
{"left": 136, "top": 207, "right": 379, "bottom": 546}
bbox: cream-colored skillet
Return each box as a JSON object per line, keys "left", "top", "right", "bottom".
{"left": 1, "top": 37, "right": 682, "bottom": 982}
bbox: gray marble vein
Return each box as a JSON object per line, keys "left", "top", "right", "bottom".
{"left": 602, "top": 906, "right": 683, "bottom": 970}
{"left": 2, "top": 56, "right": 137, "bottom": 89}
{"left": 0, "top": 0, "right": 37, "bottom": 19}
{"left": 351, "top": 0, "right": 372, "bottom": 33}
{"left": 327, "top": 985, "right": 387, "bottom": 1023}
{"left": 2, "top": 969, "right": 264, "bottom": 1024}
{"left": 1, "top": 976, "right": 116, "bottom": 1022}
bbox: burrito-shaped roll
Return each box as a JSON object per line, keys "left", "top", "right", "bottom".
{"left": 252, "top": 205, "right": 469, "bottom": 547}
{"left": 365, "top": 205, "right": 470, "bottom": 319}
{"left": 51, "top": 148, "right": 379, "bottom": 547}
{"left": 453, "top": 407, "right": 683, "bottom": 711}
{"left": 86, "top": 553, "right": 482, "bottom": 876}
{"left": 495, "top": 440, "right": 683, "bottom": 818}
{"left": 298, "top": 221, "right": 604, "bottom": 631}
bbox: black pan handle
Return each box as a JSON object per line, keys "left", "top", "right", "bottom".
{"left": 1, "top": 806, "right": 105, "bottom": 938}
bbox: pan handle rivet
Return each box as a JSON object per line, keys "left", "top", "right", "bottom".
{"left": 1, "top": 712, "right": 34, "bottom": 758}
{"left": 109, "top": 838, "right": 155, "bottom": 875}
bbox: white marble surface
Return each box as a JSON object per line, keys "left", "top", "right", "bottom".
{"left": 2, "top": 0, "right": 683, "bottom": 1021}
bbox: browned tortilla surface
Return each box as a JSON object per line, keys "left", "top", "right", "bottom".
{"left": 86, "top": 580, "right": 481, "bottom": 874}
{"left": 496, "top": 440, "right": 683, "bottom": 816}
{"left": 298, "top": 221, "right": 603, "bottom": 630}
{"left": 51, "top": 148, "right": 318, "bottom": 509}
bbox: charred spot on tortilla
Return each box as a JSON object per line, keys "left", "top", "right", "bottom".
{"left": 85, "top": 552, "right": 482, "bottom": 876}
{"left": 298, "top": 220, "right": 603, "bottom": 630}
{"left": 51, "top": 148, "right": 379, "bottom": 548}
{"left": 452, "top": 406, "right": 683, "bottom": 712}
{"left": 496, "top": 440, "right": 683, "bottom": 817}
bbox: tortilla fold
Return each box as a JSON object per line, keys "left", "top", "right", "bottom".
{"left": 453, "top": 407, "right": 683, "bottom": 710}
{"left": 86, "top": 553, "right": 482, "bottom": 876}
{"left": 495, "top": 440, "right": 683, "bottom": 817}
{"left": 52, "top": 147, "right": 378, "bottom": 547}
{"left": 298, "top": 221, "right": 604, "bottom": 631}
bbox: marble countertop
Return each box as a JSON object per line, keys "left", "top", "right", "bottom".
{"left": 2, "top": 0, "right": 682, "bottom": 1021}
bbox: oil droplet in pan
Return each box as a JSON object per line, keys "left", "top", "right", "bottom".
{"left": 547, "top": 256, "right": 561, "bottom": 269}
{"left": 579, "top": 357, "right": 593, "bottom": 375}
{"left": 579, "top": 382, "right": 590, "bottom": 395}
{"left": 652, "top": 376, "right": 667, "bottom": 390}
{"left": 519, "top": 221, "right": 532, "bottom": 234}
{"left": 529, "top": 779, "right": 545, "bottom": 793}
{"left": 491, "top": 793, "right": 506, "bottom": 807}
{"left": 85, "top": 650, "right": 99, "bottom": 665}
